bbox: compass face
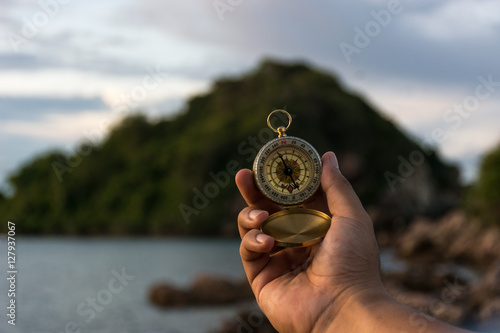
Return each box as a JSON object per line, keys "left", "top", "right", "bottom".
{"left": 253, "top": 136, "right": 322, "bottom": 206}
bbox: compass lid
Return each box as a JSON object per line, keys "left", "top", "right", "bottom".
{"left": 261, "top": 208, "right": 331, "bottom": 247}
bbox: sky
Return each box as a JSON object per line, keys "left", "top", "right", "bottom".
{"left": 1, "top": 0, "right": 500, "bottom": 191}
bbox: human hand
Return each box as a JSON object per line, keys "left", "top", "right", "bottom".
{"left": 236, "top": 151, "right": 385, "bottom": 332}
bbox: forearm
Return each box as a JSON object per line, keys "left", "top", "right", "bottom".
{"left": 324, "top": 289, "right": 474, "bottom": 333}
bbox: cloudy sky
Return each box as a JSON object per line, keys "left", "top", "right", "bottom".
{"left": 1, "top": 0, "right": 499, "bottom": 190}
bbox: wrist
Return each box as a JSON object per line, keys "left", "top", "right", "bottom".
{"left": 322, "top": 286, "right": 474, "bottom": 333}
{"left": 321, "top": 285, "right": 395, "bottom": 333}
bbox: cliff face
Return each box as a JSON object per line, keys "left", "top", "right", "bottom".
{"left": 0, "top": 59, "right": 461, "bottom": 235}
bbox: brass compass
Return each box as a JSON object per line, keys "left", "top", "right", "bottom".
{"left": 253, "top": 110, "right": 331, "bottom": 247}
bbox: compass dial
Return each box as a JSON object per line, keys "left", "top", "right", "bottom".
{"left": 253, "top": 136, "right": 322, "bottom": 206}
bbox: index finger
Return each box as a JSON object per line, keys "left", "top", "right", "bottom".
{"left": 235, "top": 169, "right": 281, "bottom": 237}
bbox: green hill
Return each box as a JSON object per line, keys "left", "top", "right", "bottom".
{"left": 467, "top": 141, "right": 500, "bottom": 226}
{"left": 0, "top": 60, "right": 461, "bottom": 235}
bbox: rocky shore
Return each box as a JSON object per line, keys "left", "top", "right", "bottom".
{"left": 148, "top": 210, "right": 500, "bottom": 332}
{"left": 149, "top": 274, "right": 253, "bottom": 307}
{"left": 387, "top": 210, "right": 500, "bottom": 330}
{"left": 396, "top": 211, "right": 500, "bottom": 268}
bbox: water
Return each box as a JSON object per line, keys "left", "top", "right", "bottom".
{"left": 0, "top": 237, "right": 247, "bottom": 333}
{"left": 0, "top": 238, "right": 497, "bottom": 333}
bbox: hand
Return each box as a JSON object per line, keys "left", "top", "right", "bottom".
{"left": 236, "top": 151, "right": 383, "bottom": 332}
{"left": 237, "top": 151, "right": 476, "bottom": 333}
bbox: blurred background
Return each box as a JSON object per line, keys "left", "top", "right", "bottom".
{"left": 1, "top": 0, "right": 500, "bottom": 332}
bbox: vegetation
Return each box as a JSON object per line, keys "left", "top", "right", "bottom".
{"left": 467, "top": 142, "right": 500, "bottom": 226}
{"left": 0, "top": 59, "right": 460, "bottom": 235}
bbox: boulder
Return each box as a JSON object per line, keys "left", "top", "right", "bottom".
{"left": 437, "top": 212, "right": 481, "bottom": 262}
{"left": 149, "top": 274, "right": 253, "bottom": 307}
{"left": 478, "top": 298, "right": 500, "bottom": 322}
{"left": 471, "top": 228, "right": 500, "bottom": 265}
{"left": 397, "top": 210, "right": 500, "bottom": 267}
{"left": 382, "top": 264, "right": 472, "bottom": 326}
{"left": 190, "top": 274, "right": 253, "bottom": 304}
{"left": 398, "top": 217, "right": 435, "bottom": 258}
{"left": 149, "top": 284, "right": 192, "bottom": 307}
{"left": 471, "top": 260, "right": 500, "bottom": 312}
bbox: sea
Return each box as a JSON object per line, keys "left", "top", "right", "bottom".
{"left": 0, "top": 237, "right": 497, "bottom": 333}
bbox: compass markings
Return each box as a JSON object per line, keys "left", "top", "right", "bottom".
{"left": 256, "top": 139, "right": 321, "bottom": 204}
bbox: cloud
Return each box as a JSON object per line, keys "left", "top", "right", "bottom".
{"left": 0, "top": 110, "right": 118, "bottom": 142}
{"left": 0, "top": 53, "right": 55, "bottom": 70}
{"left": 3, "top": 0, "right": 499, "bottom": 88}
{"left": 405, "top": 0, "right": 500, "bottom": 41}
{"left": 442, "top": 125, "right": 500, "bottom": 182}
{"left": 0, "top": 42, "right": 148, "bottom": 76}
{"left": 110, "top": 0, "right": 500, "bottom": 91}
{"left": 443, "top": 127, "right": 500, "bottom": 160}
{"left": 0, "top": 96, "right": 107, "bottom": 121}
{"left": 333, "top": 1, "right": 500, "bottom": 87}
{"left": 4, "top": 0, "right": 495, "bottom": 91}
{"left": 115, "top": 1, "right": 341, "bottom": 62}
{"left": 0, "top": 68, "right": 209, "bottom": 104}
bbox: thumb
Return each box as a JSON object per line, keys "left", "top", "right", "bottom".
{"left": 321, "top": 152, "right": 370, "bottom": 223}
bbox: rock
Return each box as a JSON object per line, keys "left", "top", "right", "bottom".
{"left": 376, "top": 161, "right": 460, "bottom": 231}
{"left": 435, "top": 211, "right": 481, "bottom": 262}
{"left": 190, "top": 274, "right": 253, "bottom": 304}
{"left": 471, "top": 260, "right": 500, "bottom": 311}
{"left": 472, "top": 227, "right": 500, "bottom": 265}
{"left": 149, "top": 275, "right": 254, "bottom": 307}
{"left": 478, "top": 297, "right": 500, "bottom": 322}
{"left": 398, "top": 217, "right": 435, "bottom": 258}
{"left": 382, "top": 264, "right": 472, "bottom": 326}
{"left": 397, "top": 210, "right": 500, "bottom": 267}
{"left": 149, "top": 284, "right": 192, "bottom": 307}
{"left": 432, "top": 303, "right": 469, "bottom": 325}
{"left": 386, "top": 209, "right": 500, "bottom": 328}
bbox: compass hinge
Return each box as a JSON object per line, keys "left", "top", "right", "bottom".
{"left": 277, "top": 126, "right": 287, "bottom": 138}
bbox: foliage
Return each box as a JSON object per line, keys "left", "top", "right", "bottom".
{"left": 467, "top": 142, "right": 500, "bottom": 226}
{"left": 0, "top": 59, "right": 460, "bottom": 235}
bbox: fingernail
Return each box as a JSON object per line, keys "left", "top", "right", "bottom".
{"left": 328, "top": 152, "right": 339, "bottom": 169}
{"left": 256, "top": 233, "right": 269, "bottom": 244}
{"left": 249, "top": 209, "right": 265, "bottom": 220}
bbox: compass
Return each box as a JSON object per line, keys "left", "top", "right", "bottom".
{"left": 253, "top": 110, "right": 331, "bottom": 247}
{"left": 254, "top": 137, "right": 321, "bottom": 205}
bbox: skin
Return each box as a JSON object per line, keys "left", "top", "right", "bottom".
{"left": 236, "top": 151, "right": 475, "bottom": 333}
